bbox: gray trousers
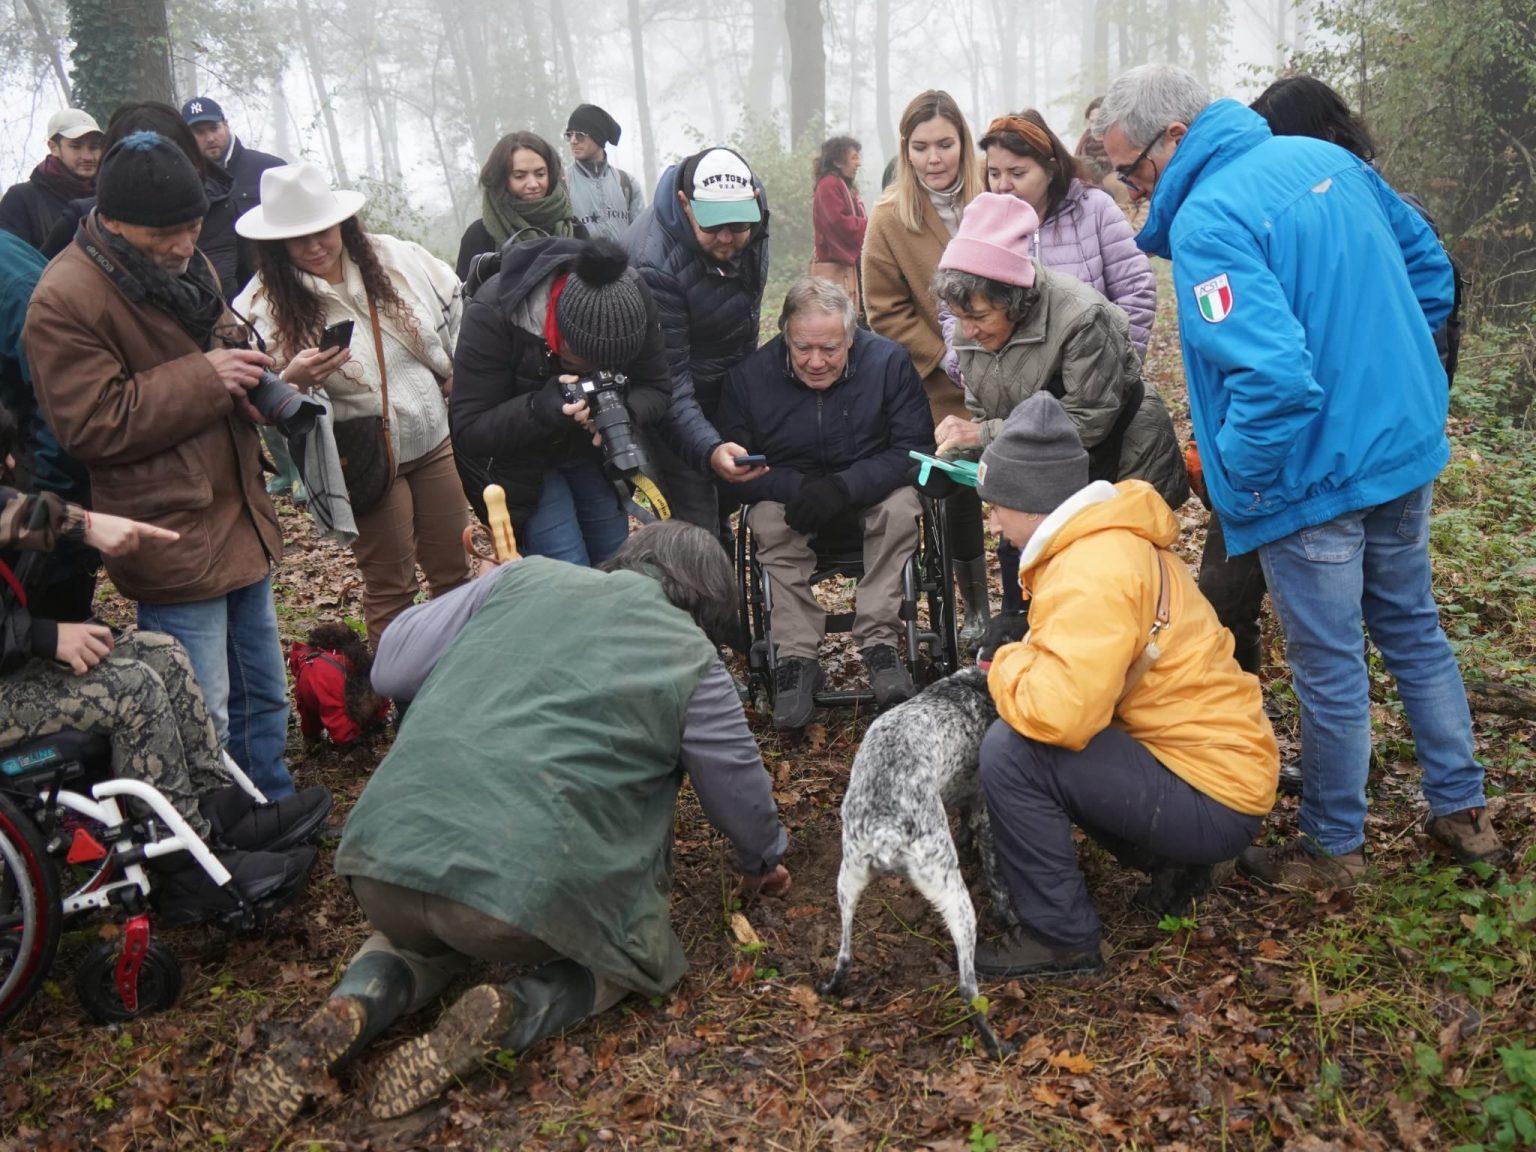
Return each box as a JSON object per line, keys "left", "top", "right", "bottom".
{"left": 349, "top": 876, "right": 628, "bottom": 1016}
{"left": 748, "top": 487, "right": 922, "bottom": 660}
{"left": 978, "top": 721, "right": 1262, "bottom": 948}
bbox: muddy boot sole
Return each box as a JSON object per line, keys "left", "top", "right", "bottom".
{"left": 234, "top": 996, "right": 367, "bottom": 1125}
{"left": 365, "top": 984, "right": 517, "bottom": 1120}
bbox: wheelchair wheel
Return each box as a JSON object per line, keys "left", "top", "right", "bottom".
{"left": 75, "top": 937, "right": 182, "bottom": 1023}
{"left": 0, "top": 790, "right": 63, "bottom": 1026}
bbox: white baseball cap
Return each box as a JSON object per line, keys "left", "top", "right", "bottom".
{"left": 683, "top": 148, "right": 761, "bottom": 228}
{"left": 47, "top": 109, "right": 102, "bottom": 141}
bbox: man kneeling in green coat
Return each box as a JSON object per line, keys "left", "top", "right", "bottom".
{"left": 235, "top": 522, "right": 791, "bottom": 1123}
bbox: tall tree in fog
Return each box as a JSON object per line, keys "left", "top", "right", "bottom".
{"left": 785, "top": 0, "right": 826, "bottom": 143}
{"left": 66, "top": 0, "right": 175, "bottom": 121}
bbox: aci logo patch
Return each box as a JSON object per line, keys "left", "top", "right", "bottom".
{"left": 1193, "top": 273, "right": 1233, "bottom": 323}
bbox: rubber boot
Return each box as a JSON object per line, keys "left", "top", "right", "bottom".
{"left": 261, "top": 427, "right": 307, "bottom": 503}
{"left": 365, "top": 958, "right": 596, "bottom": 1120}
{"left": 953, "top": 556, "right": 993, "bottom": 652}
{"left": 234, "top": 950, "right": 416, "bottom": 1125}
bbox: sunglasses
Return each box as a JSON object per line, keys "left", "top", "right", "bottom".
{"left": 697, "top": 219, "right": 754, "bottom": 236}
{"left": 1116, "top": 127, "right": 1167, "bottom": 190}
{"left": 562, "top": 130, "right": 589, "bottom": 143}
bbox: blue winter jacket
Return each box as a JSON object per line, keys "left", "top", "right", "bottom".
{"left": 1137, "top": 100, "right": 1454, "bottom": 555}
{"left": 624, "top": 162, "right": 770, "bottom": 471}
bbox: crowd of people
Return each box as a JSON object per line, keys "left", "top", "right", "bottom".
{"left": 0, "top": 64, "right": 1506, "bottom": 1121}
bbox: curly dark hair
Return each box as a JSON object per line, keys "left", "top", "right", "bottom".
{"left": 250, "top": 216, "right": 422, "bottom": 365}
{"left": 306, "top": 622, "right": 388, "bottom": 731}
{"left": 1250, "top": 75, "right": 1377, "bottom": 162}
{"left": 814, "top": 135, "right": 862, "bottom": 183}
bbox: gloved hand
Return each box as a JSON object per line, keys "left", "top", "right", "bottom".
{"left": 784, "top": 475, "right": 851, "bottom": 536}
{"left": 532, "top": 374, "right": 575, "bottom": 430}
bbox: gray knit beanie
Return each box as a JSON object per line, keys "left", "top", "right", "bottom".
{"left": 976, "top": 392, "right": 1090, "bottom": 514}
{"left": 556, "top": 239, "right": 649, "bottom": 367}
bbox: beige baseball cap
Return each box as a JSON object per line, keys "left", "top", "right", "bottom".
{"left": 47, "top": 109, "right": 102, "bottom": 140}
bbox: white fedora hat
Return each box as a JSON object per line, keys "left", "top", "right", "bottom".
{"left": 236, "top": 162, "right": 366, "bottom": 241}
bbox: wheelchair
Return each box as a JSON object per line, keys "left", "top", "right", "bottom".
{"left": 736, "top": 489, "right": 961, "bottom": 711}
{"left": 0, "top": 728, "right": 282, "bottom": 1026}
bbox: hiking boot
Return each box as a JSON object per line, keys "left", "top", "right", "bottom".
{"left": 365, "top": 983, "right": 518, "bottom": 1119}
{"left": 154, "top": 844, "right": 317, "bottom": 925}
{"left": 974, "top": 931, "right": 1104, "bottom": 979}
{"left": 772, "top": 656, "right": 822, "bottom": 730}
{"left": 1425, "top": 807, "right": 1507, "bottom": 866}
{"left": 861, "top": 644, "right": 915, "bottom": 709}
{"left": 201, "top": 784, "right": 333, "bottom": 853}
{"left": 1238, "top": 838, "right": 1366, "bottom": 891}
{"left": 234, "top": 996, "right": 368, "bottom": 1125}
{"left": 1133, "top": 863, "right": 1214, "bottom": 919}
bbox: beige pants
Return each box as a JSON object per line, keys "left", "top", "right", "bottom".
{"left": 747, "top": 487, "right": 922, "bottom": 660}
{"left": 350, "top": 437, "right": 472, "bottom": 645}
{"left": 350, "top": 876, "right": 628, "bottom": 1015}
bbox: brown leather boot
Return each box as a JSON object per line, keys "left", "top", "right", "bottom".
{"left": 1238, "top": 838, "right": 1366, "bottom": 890}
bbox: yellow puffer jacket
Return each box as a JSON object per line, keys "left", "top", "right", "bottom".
{"left": 987, "top": 480, "right": 1278, "bottom": 816}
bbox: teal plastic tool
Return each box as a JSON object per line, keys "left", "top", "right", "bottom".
{"left": 910, "top": 450, "right": 980, "bottom": 489}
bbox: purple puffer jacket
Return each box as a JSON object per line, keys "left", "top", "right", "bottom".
{"left": 941, "top": 178, "right": 1158, "bottom": 378}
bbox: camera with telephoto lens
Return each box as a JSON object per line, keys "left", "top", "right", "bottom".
{"left": 248, "top": 369, "right": 323, "bottom": 437}
{"left": 561, "top": 370, "right": 651, "bottom": 480}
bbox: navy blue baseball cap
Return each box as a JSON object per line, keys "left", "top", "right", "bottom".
{"left": 181, "top": 97, "right": 225, "bottom": 125}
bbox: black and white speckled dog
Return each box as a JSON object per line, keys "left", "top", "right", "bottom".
{"left": 819, "top": 614, "right": 1031, "bottom": 1058}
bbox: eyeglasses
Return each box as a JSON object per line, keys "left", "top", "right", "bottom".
{"left": 1116, "top": 127, "right": 1167, "bottom": 190}
{"left": 562, "top": 130, "right": 589, "bottom": 143}
{"left": 697, "top": 220, "right": 754, "bottom": 236}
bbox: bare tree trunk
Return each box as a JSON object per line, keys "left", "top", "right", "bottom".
{"left": 746, "top": 0, "right": 780, "bottom": 113}
{"left": 128, "top": 0, "right": 175, "bottom": 104}
{"left": 1092, "top": 0, "right": 1110, "bottom": 93}
{"left": 995, "top": 0, "right": 1020, "bottom": 113}
{"left": 700, "top": 5, "right": 727, "bottom": 142}
{"left": 295, "top": 0, "right": 349, "bottom": 183}
{"left": 271, "top": 63, "right": 292, "bottom": 158}
{"left": 785, "top": 0, "right": 826, "bottom": 146}
{"left": 550, "top": 0, "right": 581, "bottom": 107}
{"left": 20, "top": 0, "right": 72, "bottom": 104}
{"left": 626, "top": 0, "right": 657, "bottom": 191}
{"left": 1164, "top": 0, "right": 1179, "bottom": 62}
{"left": 846, "top": 0, "right": 860, "bottom": 135}
{"left": 875, "top": 0, "right": 894, "bottom": 161}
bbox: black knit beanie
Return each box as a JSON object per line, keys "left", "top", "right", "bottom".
{"left": 556, "top": 239, "right": 649, "bottom": 367}
{"left": 97, "top": 131, "right": 208, "bottom": 227}
{"left": 566, "top": 104, "right": 622, "bottom": 148}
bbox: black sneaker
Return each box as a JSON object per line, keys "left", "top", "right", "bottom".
{"left": 772, "top": 656, "right": 822, "bottom": 730}
{"left": 201, "top": 784, "right": 333, "bottom": 853}
{"left": 154, "top": 845, "right": 317, "bottom": 926}
{"left": 974, "top": 930, "right": 1104, "bottom": 979}
{"left": 860, "top": 644, "right": 915, "bottom": 708}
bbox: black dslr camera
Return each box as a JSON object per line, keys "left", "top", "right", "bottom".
{"left": 248, "top": 370, "right": 323, "bottom": 437}
{"left": 561, "top": 370, "right": 651, "bottom": 481}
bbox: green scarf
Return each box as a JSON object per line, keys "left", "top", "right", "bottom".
{"left": 481, "top": 183, "right": 577, "bottom": 246}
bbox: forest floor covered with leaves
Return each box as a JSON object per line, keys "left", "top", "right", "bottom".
{"left": 2, "top": 309, "right": 1534, "bottom": 1152}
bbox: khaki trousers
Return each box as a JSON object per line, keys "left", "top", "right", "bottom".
{"left": 350, "top": 438, "right": 472, "bottom": 645}
{"left": 747, "top": 487, "right": 921, "bottom": 660}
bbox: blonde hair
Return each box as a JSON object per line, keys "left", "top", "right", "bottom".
{"left": 878, "top": 90, "right": 984, "bottom": 234}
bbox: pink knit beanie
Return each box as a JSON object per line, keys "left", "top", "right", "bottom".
{"left": 938, "top": 192, "right": 1039, "bottom": 288}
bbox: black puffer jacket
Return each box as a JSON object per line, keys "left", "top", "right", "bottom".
{"left": 450, "top": 237, "right": 672, "bottom": 528}
{"left": 714, "top": 330, "right": 935, "bottom": 507}
{"left": 624, "top": 161, "right": 770, "bottom": 470}
{"left": 0, "top": 173, "right": 73, "bottom": 251}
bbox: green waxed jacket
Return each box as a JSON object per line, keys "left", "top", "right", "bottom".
{"left": 334, "top": 558, "right": 719, "bottom": 994}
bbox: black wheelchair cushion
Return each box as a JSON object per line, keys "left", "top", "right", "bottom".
{"left": 0, "top": 729, "right": 113, "bottom": 784}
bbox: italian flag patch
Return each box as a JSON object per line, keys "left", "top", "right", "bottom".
{"left": 1193, "top": 274, "right": 1233, "bottom": 323}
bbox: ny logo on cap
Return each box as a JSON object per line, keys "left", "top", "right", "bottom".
{"left": 189, "top": 102, "right": 204, "bottom": 114}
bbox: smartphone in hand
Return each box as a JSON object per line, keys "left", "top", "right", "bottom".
{"left": 733, "top": 454, "right": 768, "bottom": 467}
{"left": 319, "top": 319, "right": 355, "bottom": 352}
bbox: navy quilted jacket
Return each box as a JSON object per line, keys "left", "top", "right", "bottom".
{"left": 624, "top": 163, "right": 770, "bottom": 470}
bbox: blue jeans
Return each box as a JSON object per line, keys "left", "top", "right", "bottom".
{"left": 523, "top": 458, "right": 629, "bottom": 567}
{"left": 137, "top": 574, "right": 294, "bottom": 799}
{"left": 1257, "top": 483, "right": 1484, "bottom": 855}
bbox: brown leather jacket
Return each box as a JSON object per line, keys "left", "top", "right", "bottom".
{"left": 22, "top": 242, "right": 281, "bottom": 604}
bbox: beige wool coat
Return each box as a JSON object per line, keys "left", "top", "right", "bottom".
{"left": 861, "top": 193, "right": 970, "bottom": 423}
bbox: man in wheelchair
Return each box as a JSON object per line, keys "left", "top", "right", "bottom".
{"left": 715, "top": 276, "right": 935, "bottom": 728}
{"left": 1, "top": 406, "right": 328, "bottom": 916}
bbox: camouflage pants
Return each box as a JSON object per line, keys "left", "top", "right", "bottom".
{"left": 0, "top": 631, "right": 226, "bottom": 839}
